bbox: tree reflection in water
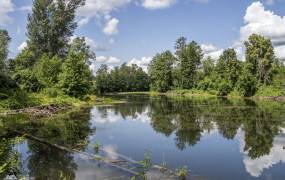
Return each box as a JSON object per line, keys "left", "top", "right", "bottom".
{"left": 98, "top": 95, "right": 285, "bottom": 159}
{"left": 1, "top": 95, "right": 285, "bottom": 179}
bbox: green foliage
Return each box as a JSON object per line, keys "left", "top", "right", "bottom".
{"left": 13, "top": 69, "right": 43, "bottom": 92}
{"left": 0, "top": 90, "right": 36, "bottom": 109}
{"left": 236, "top": 63, "right": 258, "bottom": 97}
{"left": 255, "top": 85, "right": 285, "bottom": 97}
{"left": 175, "top": 37, "right": 203, "bottom": 89}
{"left": 245, "top": 34, "right": 275, "bottom": 85}
{"left": 95, "top": 63, "right": 150, "bottom": 93}
{"left": 217, "top": 80, "right": 232, "bottom": 96}
{"left": 136, "top": 150, "right": 152, "bottom": 179}
{"left": 176, "top": 166, "right": 188, "bottom": 180}
{"left": 149, "top": 51, "right": 174, "bottom": 92}
{"left": 202, "top": 56, "right": 215, "bottom": 77}
{"left": 0, "top": 29, "right": 11, "bottom": 71}
{"left": 93, "top": 142, "right": 100, "bottom": 153}
{"left": 35, "top": 54, "right": 62, "bottom": 87}
{"left": 216, "top": 48, "right": 241, "bottom": 87}
{"left": 27, "top": 0, "right": 85, "bottom": 58}
{"left": 58, "top": 51, "right": 93, "bottom": 97}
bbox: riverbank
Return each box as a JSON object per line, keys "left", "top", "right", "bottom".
{"left": 0, "top": 92, "right": 125, "bottom": 116}
{"left": 113, "top": 88, "right": 285, "bottom": 101}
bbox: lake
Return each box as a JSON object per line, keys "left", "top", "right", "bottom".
{"left": 1, "top": 94, "right": 285, "bottom": 179}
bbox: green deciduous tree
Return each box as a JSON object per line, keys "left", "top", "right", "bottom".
{"left": 175, "top": 37, "right": 203, "bottom": 89}
{"left": 245, "top": 34, "right": 275, "bottom": 85}
{"left": 95, "top": 63, "right": 150, "bottom": 94}
{"left": 58, "top": 50, "right": 93, "bottom": 97}
{"left": 27, "top": 0, "right": 85, "bottom": 58}
{"left": 0, "top": 29, "right": 11, "bottom": 71}
{"left": 216, "top": 48, "right": 241, "bottom": 88}
{"left": 149, "top": 51, "right": 175, "bottom": 92}
{"left": 35, "top": 54, "right": 62, "bottom": 87}
{"left": 237, "top": 63, "right": 258, "bottom": 97}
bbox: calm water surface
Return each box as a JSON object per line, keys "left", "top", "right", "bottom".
{"left": 1, "top": 95, "right": 285, "bottom": 179}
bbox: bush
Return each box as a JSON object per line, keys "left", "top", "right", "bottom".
{"left": 58, "top": 51, "right": 93, "bottom": 97}
{"left": 42, "top": 88, "right": 64, "bottom": 98}
{"left": 237, "top": 72, "right": 257, "bottom": 97}
{"left": 217, "top": 80, "right": 232, "bottom": 96}
{"left": 197, "top": 77, "right": 215, "bottom": 91}
{"left": 13, "top": 69, "right": 43, "bottom": 92}
{"left": 35, "top": 54, "right": 62, "bottom": 87}
{"left": 0, "top": 90, "right": 36, "bottom": 109}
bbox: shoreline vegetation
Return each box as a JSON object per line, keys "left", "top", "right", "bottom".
{"left": 110, "top": 89, "right": 285, "bottom": 101}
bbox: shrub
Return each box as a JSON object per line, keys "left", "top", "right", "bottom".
{"left": 217, "top": 80, "right": 232, "bottom": 96}
{"left": 237, "top": 72, "right": 257, "bottom": 97}
{"left": 197, "top": 77, "right": 215, "bottom": 91}
{"left": 58, "top": 51, "right": 93, "bottom": 97}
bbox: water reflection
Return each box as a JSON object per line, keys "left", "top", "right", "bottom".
{"left": 94, "top": 95, "right": 285, "bottom": 178}
{"left": 1, "top": 95, "right": 285, "bottom": 179}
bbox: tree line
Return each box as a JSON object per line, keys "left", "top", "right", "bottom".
{"left": 148, "top": 34, "right": 285, "bottom": 97}
{"left": 95, "top": 64, "right": 150, "bottom": 93}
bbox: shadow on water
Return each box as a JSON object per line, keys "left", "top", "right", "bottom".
{"left": 1, "top": 95, "right": 285, "bottom": 179}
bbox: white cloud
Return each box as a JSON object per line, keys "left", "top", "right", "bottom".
{"left": 18, "top": 6, "right": 32, "bottom": 11}
{"left": 240, "top": 2, "right": 285, "bottom": 59}
{"left": 18, "top": 41, "right": 27, "bottom": 51}
{"left": 97, "top": 56, "right": 121, "bottom": 64}
{"left": 201, "top": 44, "right": 223, "bottom": 60}
{"left": 127, "top": 56, "right": 152, "bottom": 72}
{"left": 77, "top": 0, "right": 132, "bottom": 18}
{"left": 70, "top": 36, "right": 108, "bottom": 51}
{"left": 0, "top": 0, "right": 14, "bottom": 26}
{"left": 77, "top": 0, "right": 131, "bottom": 26}
{"left": 103, "top": 18, "right": 119, "bottom": 35}
{"left": 241, "top": 134, "right": 285, "bottom": 177}
{"left": 142, "top": 0, "right": 176, "bottom": 9}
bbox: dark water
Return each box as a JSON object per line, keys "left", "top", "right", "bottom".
{"left": 1, "top": 95, "right": 285, "bottom": 180}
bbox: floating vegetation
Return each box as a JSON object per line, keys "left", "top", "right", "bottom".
{"left": 176, "top": 166, "right": 188, "bottom": 180}
{"left": 93, "top": 142, "right": 100, "bottom": 153}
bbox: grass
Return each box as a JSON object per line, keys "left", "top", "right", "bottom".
{"left": 0, "top": 88, "right": 125, "bottom": 114}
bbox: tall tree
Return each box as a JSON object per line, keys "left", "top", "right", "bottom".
{"left": 27, "top": 0, "right": 85, "bottom": 59}
{"left": 245, "top": 34, "right": 275, "bottom": 85}
{"left": 216, "top": 48, "right": 241, "bottom": 87}
{"left": 0, "top": 29, "right": 11, "bottom": 71}
{"left": 149, "top": 51, "right": 175, "bottom": 92}
{"left": 175, "top": 38, "right": 203, "bottom": 89}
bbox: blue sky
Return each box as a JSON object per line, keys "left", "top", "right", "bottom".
{"left": 1, "top": 0, "right": 285, "bottom": 72}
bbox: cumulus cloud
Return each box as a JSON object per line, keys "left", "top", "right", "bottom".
{"left": 241, "top": 133, "right": 285, "bottom": 177}
{"left": 18, "top": 6, "right": 32, "bottom": 11}
{"left": 97, "top": 56, "right": 121, "bottom": 64}
{"left": 77, "top": 0, "right": 131, "bottom": 27}
{"left": 71, "top": 36, "right": 108, "bottom": 51}
{"left": 201, "top": 44, "right": 223, "bottom": 60}
{"left": 103, "top": 18, "right": 119, "bottom": 35}
{"left": 18, "top": 41, "right": 27, "bottom": 51}
{"left": 142, "top": 0, "right": 176, "bottom": 9}
{"left": 240, "top": 2, "right": 285, "bottom": 59}
{"left": 0, "top": 0, "right": 14, "bottom": 26}
{"left": 127, "top": 56, "right": 152, "bottom": 72}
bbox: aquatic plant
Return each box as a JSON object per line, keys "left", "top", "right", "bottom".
{"left": 93, "top": 142, "right": 100, "bottom": 153}
{"left": 176, "top": 166, "right": 188, "bottom": 180}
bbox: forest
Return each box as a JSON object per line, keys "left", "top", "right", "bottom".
{"left": 1, "top": 0, "right": 285, "bottom": 111}
{"left": 97, "top": 35, "right": 285, "bottom": 97}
